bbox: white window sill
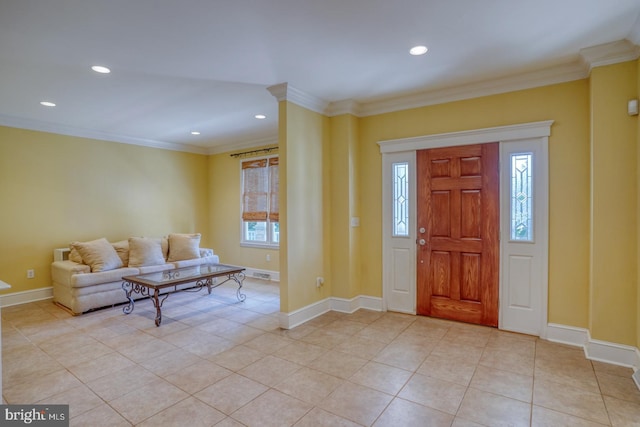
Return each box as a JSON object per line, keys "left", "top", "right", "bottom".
{"left": 240, "top": 242, "right": 280, "bottom": 250}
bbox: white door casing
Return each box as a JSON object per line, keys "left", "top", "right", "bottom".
{"left": 378, "top": 121, "right": 552, "bottom": 337}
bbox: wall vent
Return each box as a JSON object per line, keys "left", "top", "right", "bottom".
{"left": 252, "top": 272, "right": 272, "bottom": 280}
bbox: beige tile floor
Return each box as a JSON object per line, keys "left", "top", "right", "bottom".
{"left": 2, "top": 278, "right": 640, "bottom": 426}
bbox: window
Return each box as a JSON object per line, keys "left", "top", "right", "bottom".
{"left": 241, "top": 156, "right": 279, "bottom": 246}
{"left": 510, "top": 152, "right": 533, "bottom": 241}
{"left": 392, "top": 162, "right": 409, "bottom": 236}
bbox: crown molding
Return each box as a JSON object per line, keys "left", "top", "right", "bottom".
{"left": 579, "top": 39, "right": 640, "bottom": 71}
{"left": 357, "top": 60, "right": 588, "bottom": 117}
{"left": 322, "top": 39, "right": 638, "bottom": 118}
{"left": 267, "top": 82, "right": 330, "bottom": 114}
{"left": 325, "top": 99, "right": 364, "bottom": 117}
{"left": 0, "top": 114, "right": 209, "bottom": 155}
{"left": 208, "top": 135, "right": 278, "bottom": 155}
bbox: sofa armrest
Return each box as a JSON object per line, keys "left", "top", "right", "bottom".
{"left": 199, "top": 248, "right": 214, "bottom": 258}
{"left": 51, "top": 260, "right": 91, "bottom": 285}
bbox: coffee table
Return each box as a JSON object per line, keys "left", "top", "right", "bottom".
{"left": 121, "top": 263, "right": 246, "bottom": 326}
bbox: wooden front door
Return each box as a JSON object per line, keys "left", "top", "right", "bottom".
{"left": 416, "top": 143, "right": 499, "bottom": 326}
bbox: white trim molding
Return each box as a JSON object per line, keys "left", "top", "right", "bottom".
{"left": 547, "top": 323, "right": 640, "bottom": 389}
{"left": 378, "top": 120, "right": 553, "bottom": 154}
{"left": 208, "top": 136, "right": 278, "bottom": 155}
{"left": 267, "top": 82, "right": 330, "bottom": 115}
{"left": 357, "top": 62, "right": 588, "bottom": 117}
{"left": 0, "top": 115, "right": 209, "bottom": 155}
{"left": 0, "top": 287, "right": 53, "bottom": 308}
{"left": 279, "top": 295, "right": 383, "bottom": 329}
{"left": 545, "top": 323, "right": 589, "bottom": 347}
{"left": 579, "top": 39, "right": 640, "bottom": 71}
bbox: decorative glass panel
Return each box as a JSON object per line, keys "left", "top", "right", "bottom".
{"left": 510, "top": 153, "right": 533, "bottom": 241}
{"left": 393, "top": 162, "right": 409, "bottom": 236}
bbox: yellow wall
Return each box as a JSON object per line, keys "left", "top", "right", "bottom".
{"left": 0, "top": 126, "right": 210, "bottom": 294}
{"left": 589, "top": 61, "right": 638, "bottom": 345}
{"left": 359, "top": 80, "right": 592, "bottom": 328}
{"left": 208, "top": 146, "right": 280, "bottom": 272}
{"left": 329, "top": 114, "right": 361, "bottom": 299}
{"left": 279, "top": 102, "right": 331, "bottom": 312}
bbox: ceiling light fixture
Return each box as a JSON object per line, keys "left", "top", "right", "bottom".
{"left": 40, "top": 101, "right": 56, "bottom": 107}
{"left": 91, "top": 65, "right": 111, "bottom": 74}
{"left": 409, "top": 45, "right": 428, "bottom": 56}
{"left": 191, "top": 131, "right": 200, "bottom": 135}
{"left": 254, "top": 114, "right": 266, "bottom": 119}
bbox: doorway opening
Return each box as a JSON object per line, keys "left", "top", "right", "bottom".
{"left": 379, "top": 121, "right": 552, "bottom": 337}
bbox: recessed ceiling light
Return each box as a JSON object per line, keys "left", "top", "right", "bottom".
{"left": 40, "top": 101, "right": 56, "bottom": 107}
{"left": 190, "top": 131, "right": 200, "bottom": 135}
{"left": 91, "top": 65, "right": 111, "bottom": 74}
{"left": 409, "top": 45, "right": 428, "bottom": 56}
{"left": 254, "top": 114, "right": 266, "bottom": 119}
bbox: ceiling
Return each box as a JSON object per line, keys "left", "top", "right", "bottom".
{"left": 1, "top": 0, "right": 640, "bottom": 154}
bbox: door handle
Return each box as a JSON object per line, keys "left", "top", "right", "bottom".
{"left": 418, "top": 239, "right": 426, "bottom": 246}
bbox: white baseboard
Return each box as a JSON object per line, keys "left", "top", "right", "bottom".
{"left": 587, "top": 339, "right": 640, "bottom": 369}
{"left": 279, "top": 295, "right": 383, "bottom": 329}
{"left": 355, "top": 295, "right": 384, "bottom": 311}
{"left": 546, "top": 323, "right": 640, "bottom": 390}
{"left": 546, "top": 323, "right": 589, "bottom": 348}
{"left": 279, "top": 298, "right": 331, "bottom": 329}
{"left": 0, "top": 287, "right": 53, "bottom": 308}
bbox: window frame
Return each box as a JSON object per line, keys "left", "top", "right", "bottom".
{"left": 240, "top": 154, "right": 279, "bottom": 248}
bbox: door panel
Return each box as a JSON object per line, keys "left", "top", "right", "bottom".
{"left": 500, "top": 140, "right": 547, "bottom": 335}
{"left": 382, "top": 152, "right": 417, "bottom": 314}
{"left": 417, "top": 143, "right": 499, "bottom": 327}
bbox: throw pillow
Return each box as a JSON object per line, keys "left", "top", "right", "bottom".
{"left": 70, "top": 238, "right": 123, "bottom": 272}
{"left": 112, "top": 240, "right": 130, "bottom": 267}
{"left": 159, "top": 237, "right": 169, "bottom": 260}
{"left": 168, "top": 233, "right": 201, "bottom": 262}
{"left": 128, "top": 237, "right": 166, "bottom": 267}
{"left": 68, "top": 246, "right": 84, "bottom": 264}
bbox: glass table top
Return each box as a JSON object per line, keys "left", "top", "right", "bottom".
{"left": 122, "top": 263, "right": 244, "bottom": 287}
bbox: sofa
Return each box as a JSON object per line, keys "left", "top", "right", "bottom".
{"left": 51, "top": 233, "right": 219, "bottom": 315}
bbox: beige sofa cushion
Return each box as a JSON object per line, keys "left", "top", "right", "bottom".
{"left": 71, "top": 267, "right": 139, "bottom": 288}
{"left": 70, "top": 238, "right": 123, "bottom": 272}
{"left": 128, "top": 237, "right": 166, "bottom": 267}
{"left": 168, "top": 233, "right": 201, "bottom": 262}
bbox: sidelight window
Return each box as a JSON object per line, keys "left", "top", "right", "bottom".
{"left": 392, "top": 162, "right": 409, "bottom": 236}
{"left": 510, "top": 153, "right": 533, "bottom": 241}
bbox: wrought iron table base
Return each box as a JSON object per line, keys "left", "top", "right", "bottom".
{"left": 122, "top": 272, "right": 246, "bottom": 326}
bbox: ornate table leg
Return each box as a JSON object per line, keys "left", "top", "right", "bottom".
{"left": 150, "top": 289, "right": 170, "bottom": 327}
{"left": 231, "top": 272, "right": 246, "bottom": 302}
{"left": 122, "top": 281, "right": 135, "bottom": 314}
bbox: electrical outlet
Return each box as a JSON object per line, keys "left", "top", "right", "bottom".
{"left": 266, "top": 254, "right": 271, "bottom": 262}
{"left": 316, "top": 277, "right": 324, "bottom": 288}
{"left": 27, "top": 269, "right": 35, "bottom": 279}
